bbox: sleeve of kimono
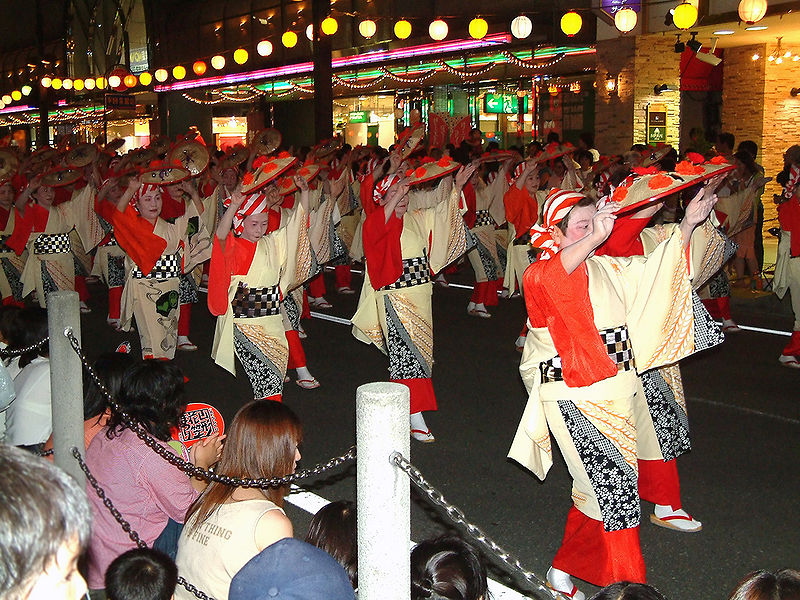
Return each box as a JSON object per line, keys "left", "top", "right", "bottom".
{"left": 69, "top": 185, "right": 105, "bottom": 251}
{"left": 362, "top": 209, "right": 403, "bottom": 289}
{"left": 487, "top": 171, "right": 508, "bottom": 226}
{"left": 181, "top": 201, "right": 212, "bottom": 273}
{"left": 109, "top": 205, "right": 167, "bottom": 274}
{"left": 307, "top": 193, "right": 337, "bottom": 263}
{"left": 271, "top": 205, "right": 314, "bottom": 294}
{"left": 6, "top": 207, "right": 34, "bottom": 256}
{"left": 425, "top": 186, "right": 470, "bottom": 274}
{"left": 207, "top": 235, "right": 234, "bottom": 317}
{"left": 714, "top": 187, "right": 753, "bottom": 234}
{"left": 607, "top": 229, "right": 695, "bottom": 372}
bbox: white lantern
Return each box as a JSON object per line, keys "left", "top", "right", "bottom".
{"left": 306, "top": 24, "right": 314, "bottom": 40}
{"left": 614, "top": 8, "right": 638, "bottom": 33}
{"left": 429, "top": 19, "right": 448, "bottom": 41}
{"left": 511, "top": 15, "right": 533, "bottom": 39}
{"left": 359, "top": 19, "right": 377, "bottom": 38}
{"left": 738, "top": 0, "right": 767, "bottom": 24}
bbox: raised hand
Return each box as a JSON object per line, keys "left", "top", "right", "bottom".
{"left": 455, "top": 161, "right": 479, "bottom": 190}
{"left": 589, "top": 201, "right": 619, "bottom": 245}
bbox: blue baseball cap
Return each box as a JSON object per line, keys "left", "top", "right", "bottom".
{"left": 229, "top": 538, "right": 355, "bottom": 600}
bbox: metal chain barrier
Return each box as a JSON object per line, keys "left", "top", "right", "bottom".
{"left": 0, "top": 336, "right": 50, "bottom": 357}
{"left": 71, "top": 447, "right": 215, "bottom": 600}
{"left": 63, "top": 327, "right": 355, "bottom": 488}
{"left": 391, "top": 452, "right": 563, "bottom": 600}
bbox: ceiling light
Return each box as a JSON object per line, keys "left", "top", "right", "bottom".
{"left": 745, "top": 25, "right": 768, "bottom": 30}
{"left": 713, "top": 29, "right": 735, "bottom": 35}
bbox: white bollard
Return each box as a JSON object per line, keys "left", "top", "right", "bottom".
{"left": 356, "top": 382, "right": 410, "bottom": 600}
{"left": 47, "top": 291, "right": 85, "bottom": 485}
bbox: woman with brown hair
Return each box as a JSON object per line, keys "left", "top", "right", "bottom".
{"left": 174, "top": 400, "right": 302, "bottom": 600}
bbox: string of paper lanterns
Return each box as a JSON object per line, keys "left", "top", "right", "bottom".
{"left": 435, "top": 59, "right": 497, "bottom": 78}
{"left": 377, "top": 67, "right": 438, "bottom": 83}
{"left": 500, "top": 51, "right": 565, "bottom": 70}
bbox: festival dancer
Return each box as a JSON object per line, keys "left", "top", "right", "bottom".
{"left": 93, "top": 176, "right": 131, "bottom": 329}
{"left": 0, "top": 175, "right": 26, "bottom": 306}
{"left": 503, "top": 158, "right": 544, "bottom": 298}
{"left": 508, "top": 179, "right": 721, "bottom": 598}
{"left": 352, "top": 159, "right": 474, "bottom": 442}
{"left": 208, "top": 161, "right": 315, "bottom": 400}
{"left": 110, "top": 168, "right": 211, "bottom": 360}
{"left": 774, "top": 145, "right": 800, "bottom": 367}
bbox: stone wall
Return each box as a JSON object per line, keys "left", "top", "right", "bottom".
{"left": 594, "top": 36, "right": 636, "bottom": 155}
{"left": 632, "top": 35, "right": 681, "bottom": 150}
{"left": 721, "top": 44, "right": 766, "bottom": 150}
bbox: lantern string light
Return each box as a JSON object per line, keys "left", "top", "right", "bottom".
{"left": 501, "top": 51, "right": 565, "bottom": 70}
{"left": 331, "top": 73, "right": 385, "bottom": 89}
{"left": 435, "top": 59, "right": 496, "bottom": 78}
{"left": 378, "top": 67, "right": 437, "bottom": 83}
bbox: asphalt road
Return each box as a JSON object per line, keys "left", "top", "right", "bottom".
{"left": 77, "top": 266, "right": 800, "bottom": 600}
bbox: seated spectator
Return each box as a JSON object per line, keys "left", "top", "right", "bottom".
{"left": 3, "top": 307, "right": 51, "bottom": 450}
{"left": 305, "top": 500, "right": 358, "bottom": 590}
{"left": 86, "top": 360, "right": 222, "bottom": 594}
{"left": 0, "top": 443, "right": 91, "bottom": 600}
{"left": 175, "top": 400, "right": 302, "bottom": 600}
{"left": 728, "top": 569, "right": 800, "bottom": 600}
{"left": 229, "top": 538, "right": 355, "bottom": 600}
{"left": 83, "top": 352, "right": 135, "bottom": 449}
{"left": 411, "top": 536, "right": 487, "bottom": 600}
{"left": 589, "top": 582, "right": 668, "bottom": 600}
{"left": 105, "top": 548, "right": 177, "bottom": 600}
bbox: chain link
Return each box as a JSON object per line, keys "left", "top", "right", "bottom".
{"left": 391, "top": 452, "right": 564, "bottom": 600}
{"left": 64, "top": 328, "right": 355, "bottom": 488}
{"left": 71, "top": 447, "right": 215, "bottom": 600}
{"left": 0, "top": 336, "right": 50, "bottom": 357}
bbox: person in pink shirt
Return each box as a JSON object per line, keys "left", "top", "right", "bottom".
{"left": 85, "top": 360, "right": 222, "bottom": 593}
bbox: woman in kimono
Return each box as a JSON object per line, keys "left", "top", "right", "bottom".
{"left": 774, "top": 146, "right": 800, "bottom": 367}
{"left": 508, "top": 181, "right": 721, "bottom": 599}
{"left": 93, "top": 176, "right": 130, "bottom": 329}
{"left": 464, "top": 158, "right": 510, "bottom": 318}
{"left": 0, "top": 176, "right": 26, "bottom": 306}
{"left": 110, "top": 169, "right": 211, "bottom": 360}
{"left": 352, "top": 159, "right": 475, "bottom": 442}
{"left": 208, "top": 164, "right": 315, "bottom": 401}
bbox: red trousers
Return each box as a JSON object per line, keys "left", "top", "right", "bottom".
{"left": 391, "top": 377, "right": 437, "bottom": 413}
{"left": 75, "top": 275, "right": 89, "bottom": 302}
{"left": 470, "top": 280, "right": 500, "bottom": 306}
{"left": 783, "top": 331, "right": 800, "bottom": 356}
{"left": 335, "top": 265, "right": 352, "bottom": 289}
{"left": 178, "top": 304, "right": 191, "bottom": 337}
{"left": 108, "top": 286, "right": 122, "bottom": 320}
{"left": 701, "top": 296, "right": 731, "bottom": 320}
{"left": 638, "top": 458, "right": 682, "bottom": 509}
{"left": 286, "top": 329, "right": 307, "bottom": 369}
{"left": 308, "top": 273, "right": 326, "bottom": 298}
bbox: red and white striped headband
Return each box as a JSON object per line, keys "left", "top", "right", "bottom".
{"left": 373, "top": 173, "right": 402, "bottom": 205}
{"left": 785, "top": 164, "right": 800, "bottom": 199}
{"left": 129, "top": 183, "right": 161, "bottom": 208}
{"left": 529, "top": 189, "right": 585, "bottom": 261}
{"left": 227, "top": 192, "right": 268, "bottom": 235}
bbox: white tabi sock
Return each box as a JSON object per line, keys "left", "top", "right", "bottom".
{"left": 409, "top": 412, "right": 429, "bottom": 432}
{"left": 295, "top": 366, "right": 313, "bottom": 381}
{"left": 547, "top": 567, "right": 585, "bottom": 600}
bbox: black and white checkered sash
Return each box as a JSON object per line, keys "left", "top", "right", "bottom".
{"left": 473, "top": 210, "right": 496, "bottom": 228}
{"left": 33, "top": 232, "right": 72, "bottom": 255}
{"left": 540, "top": 325, "right": 635, "bottom": 383}
{"left": 0, "top": 234, "right": 14, "bottom": 254}
{"left": 379, "top": 253, "right": 431, "bottom": 291}
{"left": 131, "top": 252, "right": 181, "bottom": 279}
{"left": 231, "top": 283, "right": 281, "bottom": 318}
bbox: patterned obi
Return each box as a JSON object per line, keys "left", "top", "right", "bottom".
{"left": 540, "top": 325, "right": 635, "bottom": 384}
{"left": 380, "top": 254, "right": 431, "bottom": 291}
{"left": 0, "top": 234, "right": 14, "bottom": 254}
{"left": 131, "top": 252, "right": 181, "bottom": 279}
{"left": 473, "top": 210, "right": 496, "bottom": 228}
{"left": 33, "top": 232, "right": 72, "bottom": 255}
{"left": 232, "top": 283, "right": 281, "bottom": 318}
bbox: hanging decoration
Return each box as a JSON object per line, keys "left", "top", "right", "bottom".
{"left": 672, "top": 2, "right": 698, "bottom": 29}
{"left": 435, "top": 59, "right": 496, "bottom": 79}
{"left": 501, "top": 51, "right": 565, "bottom": 70}
{"left": 429, "top": 19, "right": 448, "bottom": 41}
{"left": 394, "top": 19, "right": 412, "bottom": 39}
{"left": 560, "top": 11, "right": 583, "bottom": 36}
{"left": 359, "top": 19, "right": 377, "bottom": 38}
{"left": 738, "top": 0, "right": 767, "bottom": 24}
{"left": 331, "top": 73, "right": 385, "bottom": 89}
{"left": 510, "top": 15, "right": 533, "bottom": 39}
{"left": 614, "top": 8, "right": 638, "bottom": 33}
{"left": 378, "top": 66, "right": 437, "bottom": 83}
{"left": 468, "top": 18, "right": 488, "bottom": 39}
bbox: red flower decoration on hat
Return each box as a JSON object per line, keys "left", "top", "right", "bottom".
{"left": 648, "top": 174, "right": 673, "bottom": 190}
{"left": 277, "top": 151, "right": 291, "bottom": 158}
{"left": 633, "top": 166, "right": 659, "bottom": 176}
{"left": 685, "top": 152, "right": 705, "bottom": 165}
{"left": 675, "top": 161, "right": 704, "bottom": 175}
{"left": 611, "top": 187, "right": 629, "bottom": 203}
{"left": 262, "top": 162, "right": 278, "bottom": 173}
{"left": 405, "top": 168, "right": 415, "bottom": 177}
{"left": 708, "top": 155, "right": 728, "bottom": 165}
{"left": 437, "top": 158, "right": 451, "bottom": 168}
{"left": 253, "top": 156, "right": 269, "bottom": 169}
{"left": 414, "top": 166, "right": 426, "bottom": 178}
{"left": 242, "top": 172, "right": 254, "bottom": 185}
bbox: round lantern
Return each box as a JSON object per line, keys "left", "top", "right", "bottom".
{"left": 257, "top": 40, "right": 274, "bottom": 56}
{"left": 359, "top": 19, "right": 377, "bottom": 38}
{"left": 172, "top": 65, "right": 186, "bottom": 80}
{"left": 96, "top": 77, "right": 106, "bottom": 89}
{"left": 738, "top": 0, "right": 767, "bottom": 24}
{"left": 73, "top": 79, "right": 85, "bottom": 91}
{"left": 63, "top": 78, "right": 74, "bottom": 90}
{"left": 394, "top": 19, "right": 412, "bottom": 39}
{"left": 21, "top": 85, "right": 32, "bottom": 96}
{"left": 672, "top": 2, "right": 698, "bottom": 29}
{"left": 282, "top": 31, "right": 298, "bottom": 48}
{"left": 614, "top": 8, "right": 638, "bottom": 32}
{"left": 321, "top": 17, "right": 338, "bottom": 35}
{"left": 306, "top": 24, "right": 315, "bottom": 41}
{"left": 511, "top": 15, "right": 533, "bottom": 39}
{"left": 429, "top": 19, "right": 448, "bottom": 41}
{"left": 1, "top": 95, "right": 11, "bottom": 105}
{"left": 139, "top": 72, "right": 152, "bottom": 86}
{"left": 84, "top": 78, "right": 95, "bottom": 90}
{"left": 51, "top": 78, "right": 63, "bottom": 90}
{"left": 107, "top": 75, "right": 121, "bottom": 88}
{"left": 233, "top": 48, "right": 249, "bottom": 64}
{"left": 211, "top": 55, "right": 226, "bottom": 70}
{"left": 41, "top": 76, "right": 52, "bottom": 88}
{"left": 123, "top": 74, "right": 137, "bottom": 88}
{"left": 154, "top": 69, "right": 169, "bottom": 82}
{"left": 11, "top": 90, "right": 21, "bottom": 101}
{"left": 469, "top": 18, "right": 488, "bottom": 39}
{"left": 561, "top": 11, "right": 583, "bottom": 36}
{"left": 193, "top": 61, "right": 207, "bottom": 76}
